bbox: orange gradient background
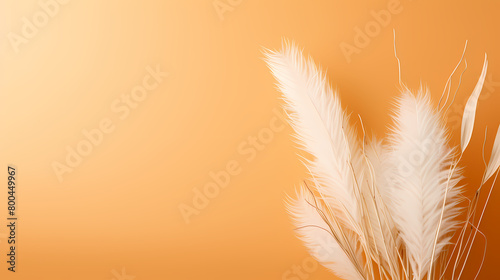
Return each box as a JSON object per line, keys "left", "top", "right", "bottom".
{"left": 0, "top": 0, "right": 499, "bottom": 279}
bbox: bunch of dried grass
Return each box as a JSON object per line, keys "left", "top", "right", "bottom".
{"left": 264, "top": 38, "right": 499, "bottom": 280}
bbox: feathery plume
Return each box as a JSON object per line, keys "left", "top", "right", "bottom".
{"left": 265, "top": 40, "right": 496, "bottom": 280}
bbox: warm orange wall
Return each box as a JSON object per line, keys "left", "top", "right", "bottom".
{"left": 0, "top": 0, "right": 499, "bottom": 279}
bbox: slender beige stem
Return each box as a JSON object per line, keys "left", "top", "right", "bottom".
{"left": 456, "top": 169, "right": 499, "bottom": 280}
{"left": 428, "top": 153, "right": 463, "bottom": 280}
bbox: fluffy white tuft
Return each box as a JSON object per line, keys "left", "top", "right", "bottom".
{"left": 386, "top": 90, "right": 463, "bottom": 279}
{"left": 287, "top": 187, "right": 365, "bottom": 280}
{"left": 264, "top": 41, "right": 365, "bottom": 234}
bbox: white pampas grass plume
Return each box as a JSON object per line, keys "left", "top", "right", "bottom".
{"left": 386, "top": 91, "right": 463, "bottom": 279}
{"left": 363, "top": 138, "right": 400, "bottom": 271}
{"left": 264, "top": 41, "right": 365, "bottom": 234}
{"left": 265, "top": 40, "right": 496, "bottom": 280}
{"left": 287, "top": 187, "right": 365, "bottom": 280}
